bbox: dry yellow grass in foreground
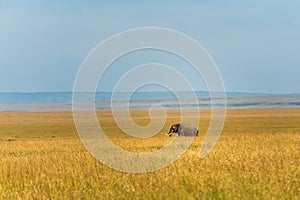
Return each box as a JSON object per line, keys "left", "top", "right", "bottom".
{"left": 0, "top": 109, "right": 299, "bottom": 199}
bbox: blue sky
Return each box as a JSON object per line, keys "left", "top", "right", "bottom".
{"left": 0, "top": 0, "right": 299, "bottom": 93}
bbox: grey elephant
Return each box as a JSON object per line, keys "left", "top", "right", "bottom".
{"left": 167, "top": 123, "right": 199, "bottom": 137}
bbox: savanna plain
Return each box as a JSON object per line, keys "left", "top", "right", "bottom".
{"left": 0, "top": 108, "right": 299, "bottom": 199}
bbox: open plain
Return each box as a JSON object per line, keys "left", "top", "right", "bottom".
{"left": 0, "top": 108, "right": 299, "bottom": 199}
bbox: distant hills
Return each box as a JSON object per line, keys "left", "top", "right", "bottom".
{"left": 0, "top": 91, "right": 299, "bottom": 105}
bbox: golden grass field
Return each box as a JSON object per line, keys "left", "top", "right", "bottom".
{"left": 0, "top": 108, "right": 299, "bottom": 199}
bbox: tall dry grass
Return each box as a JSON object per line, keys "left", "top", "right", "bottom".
{"left": 0, "top": 109, "right": 299, "bottom": 199}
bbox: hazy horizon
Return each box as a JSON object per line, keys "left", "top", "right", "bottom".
{"left": 0, "top": 90, "right": 300, "bottom": 95}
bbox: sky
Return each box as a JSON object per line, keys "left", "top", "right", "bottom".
{"left": 0, "top": 0, "right": 299, "bottom": 94}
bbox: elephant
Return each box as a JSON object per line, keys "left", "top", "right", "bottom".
{"left": 167, "top": 123, "right": 199, "bottom": 137}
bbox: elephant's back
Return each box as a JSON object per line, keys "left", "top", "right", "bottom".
{"left": 179, "top": 124, "right": 197, "bottom": 136}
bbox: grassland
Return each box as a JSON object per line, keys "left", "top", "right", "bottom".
{"left": 0, "top": 109, "right": 299, "bottom": 199}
